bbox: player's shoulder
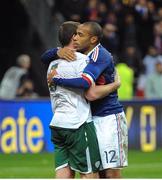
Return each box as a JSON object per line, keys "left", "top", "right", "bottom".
{"left": 49, "top": 59, "right": 60, "bottom": 67}
{"left": 75, "top": 52, "right": 87, "bottom": 61}
{"left": 91, "top": 44, "right": 112, "bottom": 63}
{"left": 48, "top": 60, "right": 61, "bottom": 71}
{"left": 98, "top": 44, "right": 112, "bottom": 57}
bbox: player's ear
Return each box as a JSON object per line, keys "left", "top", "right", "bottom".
{"left": 91, "top": 36, "right": 98, "bottom": 44}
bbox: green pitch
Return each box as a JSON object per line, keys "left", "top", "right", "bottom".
{"left": 0, "top": 150, "right": 162, "bottom": 178}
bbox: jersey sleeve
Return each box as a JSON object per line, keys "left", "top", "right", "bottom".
{"left": 52, "top": 55, "right": 91, "bottom": 89}
{"left": 41, "top": 48, "right": 59, "bottom": 64}
{"left": 52, "top": 48, "right": 112, "bottom": 89}
{"left": 53, "top": 77, "right": 90, "bottom": 89}
{"left": 83, "top": 55, "right": 111, "bottom": 83}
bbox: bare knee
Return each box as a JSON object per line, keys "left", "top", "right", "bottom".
{"left": 56, "top": 166, "right": 75, "bottom": 178}
{"left": 80, "top": 172, "right": 99, "bottom": 179}
{"left": 104, "top": 169, "right": 121, "bottom": 178}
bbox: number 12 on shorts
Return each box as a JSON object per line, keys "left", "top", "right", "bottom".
{"left": 104, "top": 150, "right": 117, "bottom": 163}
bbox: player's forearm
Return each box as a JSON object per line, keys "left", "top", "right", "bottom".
{"left": 85, "top": 82, "right": 120, "bottom": 101}
{"left": 41, "top": 48, "right": 58, "bottom": 64}
{"left": 52, "top": 77, "right": 91, "bottom": 89}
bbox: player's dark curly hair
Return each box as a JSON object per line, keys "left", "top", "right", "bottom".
{"left": 59, "top": 21, "right": 80, "bottom": 47}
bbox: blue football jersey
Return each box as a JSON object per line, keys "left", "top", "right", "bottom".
{"left": 83, "top": 44, "right": 123, "bottom": 116}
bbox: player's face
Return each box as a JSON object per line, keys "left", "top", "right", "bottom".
{"left": 73, "top": 25, "right": 93, "bottom": 53}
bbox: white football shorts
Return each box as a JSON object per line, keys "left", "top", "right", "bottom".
{"left": 93, "top": 111, "right": 128, "bottom": 170}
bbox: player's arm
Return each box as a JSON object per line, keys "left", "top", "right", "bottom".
{"left": 41, "top": 47, "right": 76, "bottom": 64}
{"left": 41, "top": 48, "right": 58, "bottom": 64}
{"left": 51, "top": 51, "right": 111, "bottom": 89}
{"left": 85, "top": 71, "right": 121, "bottom": 101}
{"left": 52, "top": 60, "right": 109, "bottom": 89}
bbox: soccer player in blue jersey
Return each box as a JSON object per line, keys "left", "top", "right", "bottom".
{"left": 42, "top": 22, "right": 128, "bottom": 178}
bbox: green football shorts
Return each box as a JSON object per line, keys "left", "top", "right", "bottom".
{"left": 50, "top": 121, "right": 101, "bottom": 174}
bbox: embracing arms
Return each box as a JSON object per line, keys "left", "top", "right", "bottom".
{"left": 44, "top": 47, "right": 121, "bottom": 101}
{"left": 41, "top": 47, "right": 76, "bottom": 64}
{"left": 84, "top": 71, "right": 120, "bottom": 101}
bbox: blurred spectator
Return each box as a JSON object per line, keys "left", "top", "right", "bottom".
{"left": 135, "top": 0, "right": 154, "bottom": 55}
{"left": 145, "top": 57, "right": 162, "bottom": 99}
{"left": 0, "top": 54, "right": 31, "bottom": 99}
{"left": 147, "top": 1, "right": 156, "bottom": 20}
{"left": 116, "top": 61, "right": 134, "bottom": 100}
{"left": 16, "top": 79, "right": 38, "bottom": 99}
{"left": 122, "top": 0, "right": 136, "bottom": 6}
{"left": 122, "top": 0, "right": 137, "bottom": 15}
{"left": 121, "top": 45, "right": 143, "bottom": 77}
{"left": 154, "top": 20, "right": 162, "bottom": 54}
{"left": 135, "top": 0, "right": 148, "bottom": 17}
{"left": 143, "top": 46, "right": 159, "bottom": 75}
{"left": 154, "top": 7, "right": 162, "bottom": 21}
{"left": 107, "top": 0, "right": 122, "bottom": 13}
{"left": 101, "top": 23, "right": 119, "bottom": 58}
{"left": 105, "top": 11, "right": 118, "bottom": 25}
{"left": 55, "top": 0, "right": 87, "bottom": 21}
{"left": 135, "top": 66, "right": 147, "bottom": 98}
{"left": 97, "top": 2, "right": 108, "bottom": 25}
{"left": 121, "top": 45, "right": 144, "bottom": 92}
{"left": 84, "top": 0, "right": 99, "bottom": 21}
{"left": 121, "top": 13, "right": 137, "bottom": 47}
{"left": 136, "top": 45, "right": 158, "bottom": 98}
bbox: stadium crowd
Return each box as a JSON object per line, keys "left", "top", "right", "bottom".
{"left": 1, "top": 0, "right": 162, "bottom": 100}
{"left": 52, "top": 0, "right": 162, "bottom": 100}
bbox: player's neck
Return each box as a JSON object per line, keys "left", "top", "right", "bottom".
{"left": 84, "top": 44, "right": 98, "bottom": 55}
{"left": 65, "top": 41, "right": 74, "bottom": 49}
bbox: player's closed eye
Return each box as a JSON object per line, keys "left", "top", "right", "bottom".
{"left": 78, "top": 32, "right": 84, "bottom": 37}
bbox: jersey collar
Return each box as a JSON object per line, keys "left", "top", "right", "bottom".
{"left": 87, "top": 43, "right": 101, "bottom": 57}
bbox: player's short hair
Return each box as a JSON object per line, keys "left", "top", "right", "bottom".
{"left": 59, "top": 21, "right": 80, "bottom": 46}
{"left": 82, "top": 22, "right": 103, "bottom": 43}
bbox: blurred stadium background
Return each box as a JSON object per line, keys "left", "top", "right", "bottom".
{"left": 0, "top": 0, "right": 162, "bottom": 178}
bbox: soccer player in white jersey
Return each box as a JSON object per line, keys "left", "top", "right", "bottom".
{"left": 47, "top": 21, "right": 120, "bottom": 179}
{"left": 45, "top": 22, "right": 128, "bottom": 178}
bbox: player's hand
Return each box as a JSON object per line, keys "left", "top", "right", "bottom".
{"left": 114, "top": 70, "right": 121, "bottom": 87}
{"left": 47, "top": 69, "right": 58, "bottom": 85}
{"left": 57, "top": 47, "right": 76, "bottom": 61}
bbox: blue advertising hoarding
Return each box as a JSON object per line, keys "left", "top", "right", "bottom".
{"left": 0, "top": 99, "right": 53, "bottom": 153}
{"left": 122, "top": 100, "right": 162, "bottom": 152}
{"left": 0, "top": 99, "right": 162, "bottom": 153}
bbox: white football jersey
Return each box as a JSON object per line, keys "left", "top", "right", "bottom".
{"left": 47, "top": 52, "right": 92, "bottom": 129}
